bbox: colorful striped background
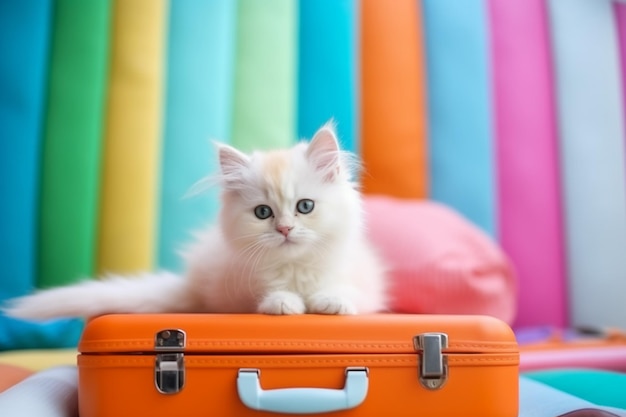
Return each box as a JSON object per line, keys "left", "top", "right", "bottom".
{"left": 1, "top": 0, "right": 626, "bottom": 349}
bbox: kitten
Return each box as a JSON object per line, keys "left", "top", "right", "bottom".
{"left": 4, "top": 124, "right": 388, "bottom": 319}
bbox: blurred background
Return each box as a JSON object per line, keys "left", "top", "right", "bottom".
{"left": 0, "top": 0, "right": 625, "bottom": 353}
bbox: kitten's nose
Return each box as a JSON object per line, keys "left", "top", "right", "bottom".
{"left": 276, "top": 225, "right": 293, "bottom": 237}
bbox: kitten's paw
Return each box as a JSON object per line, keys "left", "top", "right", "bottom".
{"left": 258, "top": 291, "right": 306, "bottom": 315}
{"left": 307, "top": 294, "right": 357, "bottom": 315}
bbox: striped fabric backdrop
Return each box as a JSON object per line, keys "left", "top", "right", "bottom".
{"left": 1, "top": 0, "right": 626, "bottom": 349}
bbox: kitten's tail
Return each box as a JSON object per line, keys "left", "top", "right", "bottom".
{"left": 2, "top": 272, "right": 197, "bottom": 320}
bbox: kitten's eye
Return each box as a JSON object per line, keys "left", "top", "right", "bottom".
{"left": 296, "top": 199, "right": 315, "bottom": 214}
{"left": 254, "top": 205, "right": 273, "bottom": 219}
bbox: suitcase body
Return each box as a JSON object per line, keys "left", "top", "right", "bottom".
{"left": 77, "top": 314, "right": 519, "bottom": 417}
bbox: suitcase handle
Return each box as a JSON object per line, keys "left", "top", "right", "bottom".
{"left": 237, "top": 367, "right": 369, "bottom": 414}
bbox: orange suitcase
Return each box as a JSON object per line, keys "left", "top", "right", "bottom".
{"left": 77, "top": 314, "right": 519, "bottom": 417}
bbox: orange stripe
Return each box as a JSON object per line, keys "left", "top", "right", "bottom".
{"left": 360, "top": 0, "right": 428, "bottom": 198}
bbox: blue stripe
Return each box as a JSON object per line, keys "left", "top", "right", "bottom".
{"left": 422, "top": 0, "right": 496, "bottom": 235}
{"left": 0, "top": 0, "right": 83, "bottom": 350}
{"left": 0, "top": 316, "right": 84, "bottom": 350}
{"left": 158, "top": 0, "right": 237, "bottom": 271}
{"left": 0, "top": 1, "right": 53, "bottom": 299}
{"left": 297, "top": 0, "right": 358, "bottom": 152}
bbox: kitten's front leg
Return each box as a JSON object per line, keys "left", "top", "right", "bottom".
{"left": 307, "top": 292, "right": 357, "bottom": 315}
{"left": 257, "top": 290, "right": 306, "bottom": 315}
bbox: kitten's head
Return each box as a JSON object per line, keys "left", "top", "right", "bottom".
{"left": 217, "top": 123, "right": 362, "bottom": 262}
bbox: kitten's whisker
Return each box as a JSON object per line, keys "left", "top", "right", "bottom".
{"left": 235, "top": 240, "right": 267, "bottom": 300}
{"left": 228, "top": 233, "right": 264, "bottom": 243}
{"left": 225, "top": 240, "right": 262, "bottom": 303}
{"left": 244, "top": 246, "right": 265, "bottom": 298}
{"left": 306, "top": 240, "right": 336, "bottom": 265}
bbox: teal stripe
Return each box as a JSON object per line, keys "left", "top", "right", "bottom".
{"left": 423, "top": 0, "right": 496, "bottom": 235}
{"left": 524, "top": 369, "right": 626, "bottom": 409}
{"left": 0, "top": 0, "right": 83, "bottom": 350}
{"left": 158, "top": 0, "right": 237, "bottom": 271}
{"left": 549, "top": 0, "right": 626, "bottom": 329}
{"left": 519, "top": 377, "right": 626, "bottom": 417}
{"left": 0, "top": 1, "right": 53, "bottom": 299}
{"left": 231, "top": 0, "right": 297, "bottom": 151}
{"left": 297, "top": 0, "right": 357, "bottom": 152}
{"left": 0, "top": 316, "right": 83, "bottom": 350}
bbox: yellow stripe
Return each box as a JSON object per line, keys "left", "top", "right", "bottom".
{"left": 0, "top": 349, "right": 77, "bottom": 371}
{"left": 97, "top": 0, "right": 167, "bottom": 274}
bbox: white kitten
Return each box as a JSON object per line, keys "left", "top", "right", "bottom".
{"left": 4, "top": 124, "right": 388, "bottom": 319}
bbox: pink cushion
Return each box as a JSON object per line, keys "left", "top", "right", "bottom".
{"left": 364, "top": 196, "right": 517, "bottom": 324}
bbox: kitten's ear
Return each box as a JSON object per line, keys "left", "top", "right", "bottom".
{"left": 216, "top": 142, "right": 250, "bottom": 188}
{"left": 306, "top": 123, "right": 341, "bottom": 181}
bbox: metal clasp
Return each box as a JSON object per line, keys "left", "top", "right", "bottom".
{"left": 414, "top": 333, "right": 448, "bottom": 390}
{"left": 155, "top": 329, "right": 186, "bottom": 394}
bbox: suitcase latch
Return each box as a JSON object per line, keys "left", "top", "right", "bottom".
{"left": 414, "top": 333, "right": 448, "bottom": 390}
{"left": 154, "top": 329, "right": 186, "bottom": 394}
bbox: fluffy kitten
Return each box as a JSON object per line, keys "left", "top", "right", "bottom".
{"left": 4, "top": 124, "right": 388, "bottom": 319}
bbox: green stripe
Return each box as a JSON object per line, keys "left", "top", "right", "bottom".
{"left": 38, "top": 0, "right": 111, "bottom": 288}
{"left": 231, "top": 0, "right": 297, "bottom": 151}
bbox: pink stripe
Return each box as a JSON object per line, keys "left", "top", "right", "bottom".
{"left": 489, "top": 0, "right": 567, "bottom": 327}
{"left": 520, "top": 347, "right": 626, "bottom": 372}
{"left": 617, "top": 3, "right": 626, "bottom": 127}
